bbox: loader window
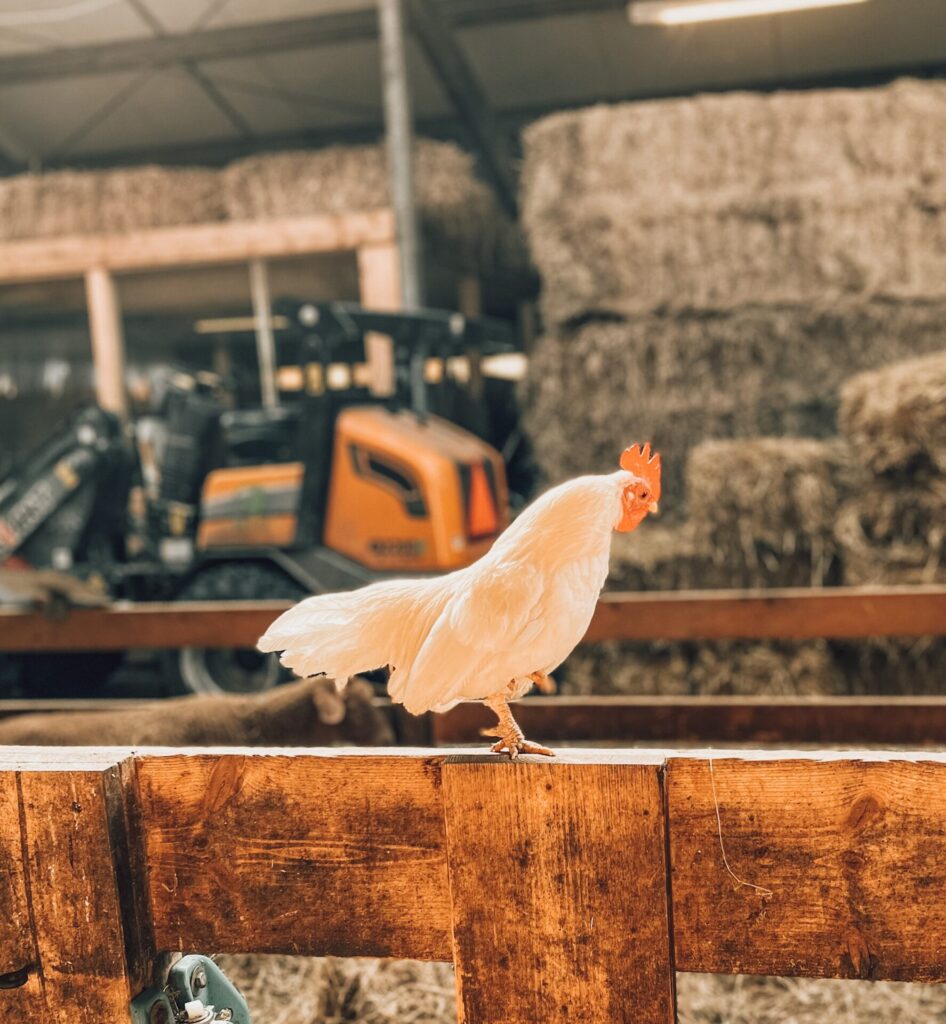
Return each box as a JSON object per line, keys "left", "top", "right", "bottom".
{"left": 349, "top": 445, "right": 427, "bottom": 518}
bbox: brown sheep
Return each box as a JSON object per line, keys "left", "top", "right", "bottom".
{"left": 0, "top": 677, "right": 394, "bottom": 747}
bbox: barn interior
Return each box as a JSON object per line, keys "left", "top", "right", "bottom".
{"left": 2, "top": 1, "right": 946, "bottom": 1021}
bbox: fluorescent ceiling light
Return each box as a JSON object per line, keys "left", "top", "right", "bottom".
{"left": 629, "top": 0, "right": 868, "bottom": 26}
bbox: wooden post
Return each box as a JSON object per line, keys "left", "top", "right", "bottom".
{"left": 441, "top": 753, "right": 677, "bottom": 1023}
{"left": 84, "top": 266, "right": 127, "bottom": 419}
{"left": 0, "top": 752, "right": 150, "bottom": 1018}
{"left": 357, "top": 240, "right": 401, "bottom": 397}
{"left": 248, "top": 257, "right": 279, "bottom": 409}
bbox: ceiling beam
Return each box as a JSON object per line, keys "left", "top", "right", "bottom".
{"left": 406, "top": 0, "right": 518, "bottom": 217}
{"left": 0, "top": 0, "right": 623, "bottom": 86}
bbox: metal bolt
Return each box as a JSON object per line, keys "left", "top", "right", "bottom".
{"left": 191, "top": 966, "right": 208, "bottom": 992}
{"left": 217, "top": 1011, "right": 233, "bottom": 1021}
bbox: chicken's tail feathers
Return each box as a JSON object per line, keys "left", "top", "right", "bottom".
{"left": 257, "top": 583, "right": 410, "bottom": 684}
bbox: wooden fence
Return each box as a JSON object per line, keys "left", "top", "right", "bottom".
{"left": 2, "top": 746, "right": 945, "bottom": 1021}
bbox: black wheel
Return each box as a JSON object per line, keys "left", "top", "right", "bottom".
{"left": 167, "top": 562, "right": 306, "bottom": 696}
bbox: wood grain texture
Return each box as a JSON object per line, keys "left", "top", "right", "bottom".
{"left": 136, "top": 753, "right": 453, "bottom": 959}
{"left": 0, "top": 210, "right": 396, "bottom": 283}
{"left": 0, "top": 772, "right": 34, "bottom": 978}
{"left": 668, "top": 756, "right": 946, "bottom": 981}
{"left": 4, "top": 586, "right": 946, "bottom": 654}
{"left": 585, "top": 585, "right": 946, "bottom": 641}
{"left": 442, "top": 756, "right": 675, "bottom": 1024}
{"left": 18, "top": 767, "right": 133, "bottom": 1018}
{"left": 434, "top": 695, "right": 946, "bottom": 747}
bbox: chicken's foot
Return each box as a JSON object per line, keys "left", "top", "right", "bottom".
{"left": 482, "top": 693, "right": 554, "bottom": 760}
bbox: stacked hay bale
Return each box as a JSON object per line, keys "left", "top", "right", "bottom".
{"left": 521, "top": 79, "right": 946, "bottom": 507}
{"left": 831, "top": 350, "right": 946, "bottom": 694}
{"left": 522, "top": 79, "right": 946, "bottom": 698}
{"left": 223, "top": 140, "right": 527, "bottom": 276}
{"left": 0, "top": 165, "right": 224, "bottom": 239}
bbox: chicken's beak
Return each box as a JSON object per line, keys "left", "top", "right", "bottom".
{"left": 648, "top": 501, "right": 659, "bottom": 515}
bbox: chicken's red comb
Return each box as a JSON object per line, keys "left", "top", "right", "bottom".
{"left": 620, "top": 442, "right": 661, "bottom": 499}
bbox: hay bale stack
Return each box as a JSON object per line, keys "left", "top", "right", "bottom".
{"left": 836, "top": 350, "right": 946, "bottom": 584}
{"left": 562, "top": 639, "right": 841, "bottom": 697}
{"left": 687, "top": 438, "right": 851, "bottom": 588}
{"left": 522, "top": 301, "right": 946, "bottom": 503}
{"left": 840, "top": 349, "right": 946, "bottom": 477}
{"left": 223, "top": 140, "right": 526, "bottom": 274}
{"left": 523, "top": 79, "right": 946, "bottom": 327}
{"left": 0, "top": 165, "right": 224, "bottom": 240}
{"left": 609, "top": 523, "right": 718, "bottom": 592}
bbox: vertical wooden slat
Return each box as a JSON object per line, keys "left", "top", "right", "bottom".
{"left": 248, "top": 257, "right": 279, "bottom": 409}
{"left": 442, "top": 753, "right": 676, "bottom": 1024}
{"left": 357, "top": 240, "right": 400, "bottom": 396}
{"left": 0, "top": 771, "right": 39, "bottom": 1017}
{"left": 84, "top": 265, "right": 128, "bottom": 418}
{"left": 18, "top": 766, "right": 135, "bottom": 1018}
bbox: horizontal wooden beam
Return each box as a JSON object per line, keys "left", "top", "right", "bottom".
{"left": 585, "top": 585, "right": 946, "bottom": 642}
{"left": 435, "top": 695, "right": 946, "bottom": 747}
{"left": 0, "top": 210, "right": 395, "bottom": 284}
{"left": 2, "top": 586, "right": 945, "bottom": 652}
{"left": 667, "top": 754, "right": 946, "bottom": 982}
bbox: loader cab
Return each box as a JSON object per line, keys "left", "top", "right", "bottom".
{"left": 191, "top": 301, "right": 512, "bottom": 576}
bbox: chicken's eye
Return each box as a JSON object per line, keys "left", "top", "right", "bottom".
{"left": 640, "top": 490, "right": 649, "bottom": 500}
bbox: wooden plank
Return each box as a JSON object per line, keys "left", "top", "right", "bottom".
{"left": 0, "top": 773, "right": 35, "bottom": 979}
{"left": 85, "top": 266, "right": 128, "bottom": 419}
{"left": 18, "top": 764, "right": 135, "bottom": 1017}
{"left": 135, "top": 752, "right": 453, "bottom": 959}
{"left": 585, "top": 586, "right": 946, "bottom": 641}
{"left": 0, "top": 600, "right": 288, "bottom": 651}
{"left": 668, "top": 755, "right": 946, "bottom": 981}
{"left": 4, "top": 586, "right": 946, "bottom": 653}
{"left": 442, "top": 753, "right": 675, "bottom": 1023}
{"left": 0, "top": 210, "right": 396, "bottom": 283}
{"left": 434, "top": 695, "right": 946, "bottom": 747}
{"left": 357, "top": 239, "right": 400, "bottom": 397}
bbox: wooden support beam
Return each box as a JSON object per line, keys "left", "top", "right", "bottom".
{"left": 406, "top": 0, "right": 518, "bottom": 216}
{"left": 584, "top": 585, "right": 946, "bottom": 642}
{"left": 434, "top": 695, "right": 946, "bottom": 747}
{"left": 85, "top": 266, "right": 128, "bottom": 419}
{"left": 2, "top": 586, "right": 946, "bottom": 653}
{"left": 667, "top": 753, "right": 946, "bottom": 982}
{"left": 357, "top": 240, "right": 401, "bottom": 396}
{"left": 442, "top": 752, "right": 676, "bottom": 1022}
{"left": 248, "top": 258, "right": 279, "bottom": 409}
{"left": 0, "top": 753, "right": 148, "bottom": 1017}
{"left": 0, "top": 210, "right": 396, "bottom": 284}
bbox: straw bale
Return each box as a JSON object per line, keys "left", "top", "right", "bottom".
{"left": 678, "top": 972, "right": 946, "bottom": 1024}
{"left": 830, "top": 637, "right": 946, "bottom": 697}
{"left": 608, "top": 523, "right": 719, "bottom": 592}
{"left": 216, "top": 955, "right": 455, "bottom": 1024}
{"left": 0, "top": 165, "right": 224, "bottom": 240}
{"left": 522, "top": 301, "right": 946, "bottom": 509}
{"left": 687, "top": 438, "right": 851, "bottom": 588}
{"left": 522, "top": 79, "right": 946, "bottom": 326}
{"left": 839, "top": 349, "right": 946, "bottom": 477}
{"left": 223, "top": 140, "right": 526, "bottom": 273}
{"left": 524, "top": 177, "right": 946, "bottom": 326}
{"left": 525, "top": 78, "right": 946, "bottom": 199}
{"left": 836, "top": 480, "right": 946, "bottom": 586}
{"left": 562, "top": 639, "right": 841, "bottom": 698}
{"left": 216, "top": 954, "right": 946, "bottom": 1023}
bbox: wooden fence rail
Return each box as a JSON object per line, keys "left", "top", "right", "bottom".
{"left": 2, "top": 746, "right": 946, "bottom": 1021}
{"left": 2, "top": 584, "right": 946, "bottom": 651}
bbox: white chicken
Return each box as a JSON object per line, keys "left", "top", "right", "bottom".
{"left": 258, "top": 443, "right": 661, "bottom": 757}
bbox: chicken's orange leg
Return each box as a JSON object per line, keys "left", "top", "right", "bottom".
{"left": 529, "top": 671, "right": 556, "bottom": 694}
{"left": 483, "top": 692, "right": 554, "bottom": 760}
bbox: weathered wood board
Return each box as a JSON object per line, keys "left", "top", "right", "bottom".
{"left": 668, "top": 755, "right": 946, "bottom": 981}
{"left": 442, "top": 754, "right": 676, "bottom": 1023}
{"left": 136, "top": 752, "right": 454, "bottom": 960}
